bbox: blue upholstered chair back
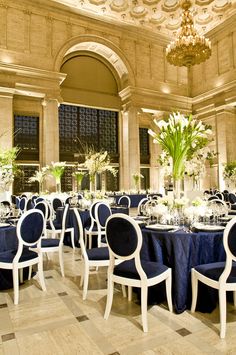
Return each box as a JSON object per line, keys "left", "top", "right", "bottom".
{"left": 106, "top": 214, "right": 142, "bottom": 259}
{"left": 118, "top": 195, "right": 131, "bottom": 208}
{"left": 19, "top": 197, "right": 27, "bottom": 212}
{"left": 17, "top": 209, "right": 45, "bottom": 246}
{"left": 34, "top": 201, "right": 49, "bottom": 219}
{"left": 52, "top": 198, "right": 63, "bottom": 212}
{"left": 26, "top": 199, "right": 34, "bottom": 211}
{"left": 95, "top": 203, "right": 111, "bottom": 228}
{"left": 65, "top": 197, "right": 72, "bottom": 205}
{"left": 229, "top": 193, "right": 236, "bottom": 204}
{"left": 220, "top": 217, "right": 236, "bottom": 283}
{"left": 78, "top": 193, "right": 83, "bottom": 200}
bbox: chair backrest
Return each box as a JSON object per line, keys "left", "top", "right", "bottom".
{"left": 65, "top": 196, "right": 72, "bottom": 205}
{"left": 78, "top": 193, "right": 83, "bottom": 200}
{"left": 220, "top": 217, "right": 236, "bottom": 283}
{"left": 137, "top": 198, "right": 149, "bottom": 215}
{"left": 15, "top": 209, "right": 45, "bottom": 262}
{"left": 52, "top": 197, "right": 63, "bottom": 212}
{"left": 216, "top": 192, "right": 224, "bottom": 200}
{"left": 73, "top": 208, "right": 88, "bottom": 261}
{"left": 31, "top": 195, "right": 38, "bottom": 205}
{"left": 35, "top": 197, "right": 45, "bottom": 204}
{"left": 208, "top": 199, "right": 227, "bottom": 206}
{"left": 26, "top": 199, "right": 34, "bottom": 210}
{"left": 94, "top": 202, "right": 112, "bottom": 230}
{"left": 19, "top": 197, "right": 27, "bottom": 213}
{"left": 106, "top": 214, "right": 143, "bottom": 262}
{"left": 117, "top": 195, "right": 131, "bottom": 208}
{"left": 61, "top": 203, "right": 70, "bottom": 230}
{"left": 208, "top": 195, "right": 220, "bottom": 201}
{"left": 229, "top": 193, "right": 236, "bottom": 204}
{"left": 34, "top": 201, "right": 49, "bottom": 219}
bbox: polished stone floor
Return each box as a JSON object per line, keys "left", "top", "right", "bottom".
{"left": 1, "top": 246, "right": 236, "bottom": 354}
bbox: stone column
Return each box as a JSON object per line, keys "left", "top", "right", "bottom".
{"left": 149, "top": 139, "right": 162, "bottom": 193}
{"left": 41, "top": 98, "right": 60, "bottom": 192}
{"left": 0, "top": 92, "right": 13, "bottom": 149}
{"left": 215, "top": 108, "right": 236, "bottom": 191}
{"left": 119, "top": 107, "right": 140, "bottom": 190}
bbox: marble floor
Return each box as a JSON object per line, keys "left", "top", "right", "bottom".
{"left": 1, "top": 247, "right": 236, "bottom": 355}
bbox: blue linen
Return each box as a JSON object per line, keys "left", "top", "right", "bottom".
{"left": 141, "top": 228, "right": 225, "bottom": 313}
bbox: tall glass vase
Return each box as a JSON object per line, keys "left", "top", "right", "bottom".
{"left": 56, "top": 177, "right": 61, "bottom": 193}
{"left": 89, "top": 174, "right": 96, "bottom": 192}
{"left": 173, "top": 178, "right": 182, "bottom": 199}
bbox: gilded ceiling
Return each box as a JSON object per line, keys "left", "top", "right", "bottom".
{"left": 49, "top": 0, "right": 236, "bottom": 37}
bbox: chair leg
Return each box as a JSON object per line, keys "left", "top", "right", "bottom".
{"left": 13, "top": 267, "right": 19, "bottom": 305}
{"left": 128, "top": 286, "right": 132, "bottom": 301}
{"left": 191, "top": 270, "right": 198, "bottom": 312}
{"left": 82, "top": 263, "right": 89, "bottom": 300}
{"left": 38, "top": 255, "right": 47, "bottom": 292}
{"left": 80, "top": 263, "right": 84, "bottom": 287}
{"left": 58, "top": 248, "right": 65, "bottom": 277}
{"left": 233, "top": 291, "right": 236, "bottom": 307}
{"left": 219, "top": 289, "right": 227, "bottom": 339}
{"left": 88, "top": 235, "right": 92, "bottom": 249}
{"left": 104, "top": 275, "right": 114, "bottom": 320}
{"left": 28, "top": 265, "right": 32, "bottom": 280}
{"left": 165, "top": 272, "right": 173, "bottom": 312}
{"left": 19, "top": 268, "right": 23, "bottom": 283}
{"left": 70, "top": 229, "right": 75, "bottom": 249}
{"left": 141, "top": 286, "right": 148, "bottom": 332}
{"left": 121, "top": 285, "right": 127, "bottom": 297}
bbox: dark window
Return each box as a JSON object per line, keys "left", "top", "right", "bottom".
{"left": 13, "top": 165, "right": 39, "bottom": 195}
{"left": 14, "top": 115, "right": 39, "bottom": 161}
{"left": 59, "top": 104, "right": 118, "bottom": 163}
{"left": 139, "top": 128, "right": 150, "bottom": 164}
{"left": 140, "top": 168, "right": 150, "bottom": 190}
{"left": 61, "top": 166, "right": 73, "bottom": 192}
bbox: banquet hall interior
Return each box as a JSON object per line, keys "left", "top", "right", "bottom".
{"left": 0, "top": 0, "right": 236, "bottom": 353}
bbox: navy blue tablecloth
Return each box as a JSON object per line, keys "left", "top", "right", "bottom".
{"left": 141, "top": 228, "right": 225, "bottom": 313}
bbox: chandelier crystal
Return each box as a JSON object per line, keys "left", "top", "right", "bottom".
{"left": 166, "top": 0, "right": 211, "bottom": 67}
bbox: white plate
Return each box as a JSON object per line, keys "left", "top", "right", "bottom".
{"left": 0, "top": 223, "right": 11, "bottom": 228}
{"left": 194, "top": 224, "right": 225, "bottom": 232}
{"left": 219, "top": 216, "right": 234, "bottom": 221}
{"left": 133, "top": 216, "right": 149, "bottom": 221}
{"left": 145, "top": 224, "right": 178, "bottom": 231}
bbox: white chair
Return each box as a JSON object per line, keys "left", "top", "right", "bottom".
{"left": 104, "top": 213, "right": 173, "bottom": 332}
{"left": 40, "top": 204, "right": 70, "bottom": 277}
{"left": 0, "top": 209, "right": 46, "bottom": 304}
{"left": 137, "top": 197, "right": 149, "bottom": 215}
{"left": 84, "top": 201, "right": 100, "bottom": 249}
{"left": 94, "top": 202, "right": 112, "bottom": 247}
{"left": 73, "top": 208, "right": 112, "bottom": 300}
{"left": 46, "top": 203, "right": 75, "bottom": 249}
{"left": 117, "top": 195, "right": 131, "bottom": 208}
{"left": 191, "top": 216, "right": 236, "bottom": 338}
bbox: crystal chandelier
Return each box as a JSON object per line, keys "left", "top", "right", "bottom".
{"left": 166, "top": 0, "right": 211, "bottom": 67}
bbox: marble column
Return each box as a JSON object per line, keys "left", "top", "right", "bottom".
{"left": 41, "top": 98, "right": 60, "bottom": 192}
{"left": 215, "top": 108, "right": 236, "bottom": 191}
{"left": 0, "top": 93, "right": 13, "bottom": 149}
{"left": 119, "top": 107, "right": 140, "bottom": 190}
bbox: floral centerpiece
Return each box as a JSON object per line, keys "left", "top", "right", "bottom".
{"left": 79, "top": 149, "right": 117, "bottom": 191}
{"left": 148, "top": 112, "right": 212, "bottom": 197}
{"left": 0, "top": 147, "right": 19, "bottom": 192}
{"left": 29, "top": 167, "right": 48, "bottom": 194}
{"left": 132, "top": 172, "right": 144, "bottom": 191}
{"left": 223, "top": 161, "right": 236, "bottom": 189}
{"left": 48, "top": 161, "right": 66, "bottom": 193}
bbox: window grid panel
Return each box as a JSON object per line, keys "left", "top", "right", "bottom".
{"left": 139, "top": 128, "right": 150, "bottom": 164}
{"left": 14, "top": 115, "right": 39, "bottom": 161}
{"left": 61, "top": 165, "right": 73, "bottom": 192}
{"left": 13, "top": 165, "right": 39, "bottom": 195}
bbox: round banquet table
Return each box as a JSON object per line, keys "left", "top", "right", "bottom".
{"left": 141, "top": 228, "right": 225, "bottom": 314}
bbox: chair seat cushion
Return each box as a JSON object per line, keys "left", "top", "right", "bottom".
{"left": 46, "top": 221, "right": 62, "bottom": 230}
{"left": 41, "top": 239, "right": 60, "bottom": 248}
{"left": 87, "top": 247, "right": 109, "bottom": 260}
{"left": 114, "top": 260, "right": 169, "bottom": 280}
{"left": 194, "top": 262, "right": 236, "bottom": 282}
{"left": 0, "top": 248, "right": 38, "bottom": 263}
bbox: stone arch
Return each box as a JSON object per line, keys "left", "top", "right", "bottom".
{"left": 54, "top": 34, "right": 135, "bottom": 91}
